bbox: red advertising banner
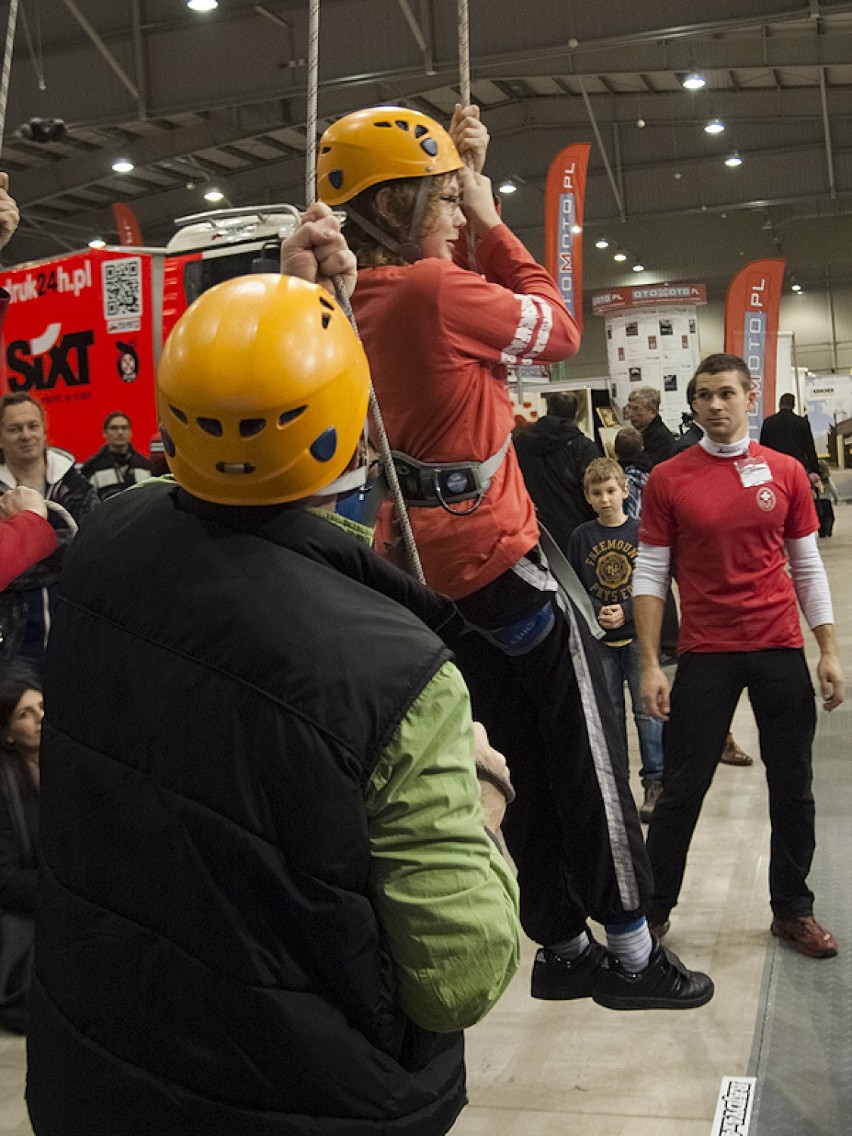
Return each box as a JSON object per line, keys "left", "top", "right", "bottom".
{"left": 544, "top": 143, "right": 590, "bottom": 332}
{"left": 724, "top": 259, "right": 785, "bottom": 436}
{"left": 0, "top": 249, "right": 160, "bottom": 461}
{"left": 112, "top": 202, "right": 144, "bottom": 246}
{"left": 592, "top": 283, "right": 708, "bottom": 316}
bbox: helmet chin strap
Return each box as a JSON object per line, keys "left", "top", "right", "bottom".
{"left": 342, "top": 177, "right": 433, "bottom": 265}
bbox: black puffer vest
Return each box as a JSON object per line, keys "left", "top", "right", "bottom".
{"left": 27, "top": 484, "right": 465, "bottom": 1136}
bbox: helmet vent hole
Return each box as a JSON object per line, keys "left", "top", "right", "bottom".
{"left": 395, "top": 120, "right": 409, "bottom": 131}
{"left": 329, "top": 170, "right": 343, "bottom": 189}
{"left": 420, "top": 138, "right": 438, "bottom": 157}
{"left": 161, "top": 428, "right": 175, "bottom": 458}
{"left": 414, "top": 124, "right": 428, "bottom": 139}
{"left": 310, "top": 427, "right": 337, "bottom": 463}
{"left": 321, "top": 313, "right": 331, "bottom": 329}
{"left": 375, "top": 121, "right": 391, "bottom": 129}
{"left": 278, "top": 406, "right": 306, "bottom": 427}
{"left": 169, "top": 405, "right": 188, "bottom": 423}
{"left": 197, "top": 417, "right": 223, "bottom": 437}
{"left": 321, "top": 145, "right": 331, "bottom": 154}
{"left": 239, "top": 418, "right": 266, "bottom": 438}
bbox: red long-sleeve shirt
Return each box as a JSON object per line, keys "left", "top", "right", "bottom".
{"left": 353, "top": 223, "right": 581, "bottom": 598}
{"left": 0, "top": 510, "right": 57, "bottom": 591}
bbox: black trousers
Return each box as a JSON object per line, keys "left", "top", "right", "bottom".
{"left": 453, "top": 566, "right": 653, "bottom": 946}
{"left": 646, "top": 649, "right": 817, "bottom": 924}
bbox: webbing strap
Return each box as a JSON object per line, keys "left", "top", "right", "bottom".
{"left": 537, "top": 525, "right": 605, "bottom": 640}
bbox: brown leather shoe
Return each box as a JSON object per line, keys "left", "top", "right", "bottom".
{"left": 771, "top": 915, "right": 838, "bottom": 958}
{"left": 720, "top": 735, "right": 753, "bottom": 766}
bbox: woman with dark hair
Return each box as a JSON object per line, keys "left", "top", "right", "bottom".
{"left": 0, "top": 668, "right": 42, "bottom": 1033}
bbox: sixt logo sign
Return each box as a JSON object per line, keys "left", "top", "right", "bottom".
{"left": 5, "top": 323, "right": 95, "bottom": 391}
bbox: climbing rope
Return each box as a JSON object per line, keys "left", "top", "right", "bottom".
{"left": 0, "top": 0, "right": 20, "bottom": 161}
{"left": 456, "top": 0, "right": 479, "bottom": 271}
{"left": 458, "top": 0, "right": 470, "bottom": 107}
{"left": 305, "top": 0, "right": 425, "bottom": 583}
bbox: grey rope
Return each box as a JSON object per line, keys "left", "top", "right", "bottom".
{"left": 305, "top": 0, "right": 319, "bottom": 207}
{"left": 457, "top": 0, "right": 478, "bottom": 271}
{"left": 0, "top": 0, "right": 20, "bottom": 160}
{"left": 304, "top": 0, "right": 424, "bottom": 582}
{"left": 332, "top": 279, "right": 425, "bottom": 583}
{"left": 45, "top": 499, "right": 78, "bottom": 537}
{"left": 458, "top": 0, "right": 470, "bottom": 107}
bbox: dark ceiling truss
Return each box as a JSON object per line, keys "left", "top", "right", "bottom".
{"left": 0, "top": 0, "right": 848, "bottom": 305}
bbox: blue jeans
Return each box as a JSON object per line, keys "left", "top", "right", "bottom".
{"left": 597, "top": 638, "right": 664, "bottom": 782}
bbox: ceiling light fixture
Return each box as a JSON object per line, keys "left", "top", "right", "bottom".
{"left": 595, "top": 237, "right": 609, "bottom": 249}
{"left": 682, "top": 70, "right": 706, "bottom": 91}
{"left": 498, "top": 180, "right": 517, "bottom": 194}
{"left": 613, "top": 251, "right": 628, "bottom": 263}
{"left": 204, "top": 187, "right": 225, "bottom": 203}
{"left": 88, "top": 238, "right": 106, "bottom": 249}
{"left": 791, "top": 283, "right": 803, "bottom": 293}
{"left": 112, "top": 158, "right": 134, "bottom": 173}
{"left": 187, "top": 0, "right": 219, "bottom": 11}
{"left": 704, "top": 118, "right": 725, "bottom": 135}
{"left": 571, "top": 224, "right": 582, "bottom": 235}
{"left": 632, "top": 262, "right": 645, "bottom": 273}
{"left": 724, "top": 152, "right": 743, "bottom": 167}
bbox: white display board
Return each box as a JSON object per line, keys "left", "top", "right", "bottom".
{"left": 604, "top": 306, "right": 701, "bottom": 430}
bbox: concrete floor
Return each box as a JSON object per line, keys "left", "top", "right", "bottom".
{"left": 2, "top": 508, "right": 849, "bottom": 1136}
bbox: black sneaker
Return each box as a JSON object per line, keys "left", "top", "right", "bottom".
{"left": 592, "top": 939, "right": 714, "bottom": 1010}
{"left": 531, "top": 940, "right": 608, "bottom": 1001}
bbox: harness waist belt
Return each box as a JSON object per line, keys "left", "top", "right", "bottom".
{"left": 391, "top": 435, "right": 512, "bottom": 510}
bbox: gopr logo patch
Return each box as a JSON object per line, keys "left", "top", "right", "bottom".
{"left": 756, "top": 486, "right": 777, "bottom": 511}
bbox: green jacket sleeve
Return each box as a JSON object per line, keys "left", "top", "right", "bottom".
{"left": 364, "top": 660, "right": 520, "bottom": 1033}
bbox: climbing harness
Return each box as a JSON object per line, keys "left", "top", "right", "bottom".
{"left": 390, "top": 435, "right": 511, "bottom": 516}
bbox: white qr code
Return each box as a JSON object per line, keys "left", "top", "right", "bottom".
{"left": 102, "top": 258, "right": 143, "bottom": 319}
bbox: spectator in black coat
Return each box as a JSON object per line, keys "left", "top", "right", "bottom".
{"left": 759, "top": 393, "right": 820, "bottom": 476}
{"left": 513, "top": 391, "right": 602, "bottom": 554}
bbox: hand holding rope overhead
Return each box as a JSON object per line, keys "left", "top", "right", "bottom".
{"left": 279, "top": 202, "right": 357, "bottom": 297}
{"left": 449, "top": 103, "right": 488, "bottom": 174}
{"left": 449, "top": 102, "right": 486, "bottom": 270}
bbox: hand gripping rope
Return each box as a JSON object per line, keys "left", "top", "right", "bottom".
{"left": 305, "top": 0, "right": 425, "bottom": 583}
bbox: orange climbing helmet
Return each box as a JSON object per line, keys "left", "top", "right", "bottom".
{"left": 157, "top": 274, "right": 370, "bottom": 506}
{"left": 317, "top": 105, "right": 462, "bottom": 205}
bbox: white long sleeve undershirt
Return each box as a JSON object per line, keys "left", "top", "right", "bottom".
{"left": 633, "top": 534, "right": 832, "bottom": 630}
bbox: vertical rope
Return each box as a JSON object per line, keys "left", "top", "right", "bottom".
{"left": 303, "top": 0, "right": 424, "bottom": 582}
{"left": 457, "top": 0, "right": 478, "bottom": 270}
{"left": 457, "top": 0, "right": 470, "bottom": 107}
{"left": 0, "top": 0, "right": 21, "bottom": 161}
{"left": 305, "top": 0, "right": 319, "bottom": 206}
{"left": 332, "top": 279, "right": 425, "bottom": 583}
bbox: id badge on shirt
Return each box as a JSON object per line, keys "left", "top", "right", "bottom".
{"left": 733, "top": 456, "right": 773, "bottom": 487}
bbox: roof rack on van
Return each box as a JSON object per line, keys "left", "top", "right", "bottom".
{"left": 168, "top": 204, "right": 303, "bottom": 254}
{"left": 173, "top": 204, "right": 302, "bottom": 229}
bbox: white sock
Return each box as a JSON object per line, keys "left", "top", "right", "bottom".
{"left": 545, "top": 931, "right": 590, "bottom": 961}
{"left": 605, "top": 918, "right": 653, "bottom": 971}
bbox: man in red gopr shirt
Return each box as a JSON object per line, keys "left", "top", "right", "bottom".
{"left": 635, "top": 352, "right": 844, "bottom": 958}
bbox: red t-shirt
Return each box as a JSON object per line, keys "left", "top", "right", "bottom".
{"left": 352, "top": 224, "right": 581, "bottom": 599}
{"left": 639, "top": 442, "right": 818, "bottom": 653}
